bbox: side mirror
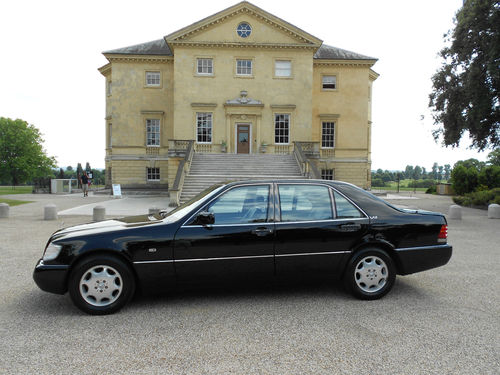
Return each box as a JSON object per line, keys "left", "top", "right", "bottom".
{"left": 193, "top": 211, "right": 215, "bottom": 226}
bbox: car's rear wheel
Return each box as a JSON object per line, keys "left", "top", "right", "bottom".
{"left": 68, "top": 255, "right": 135, "bottom": 315}
{"left": 343, "top": 248, "right": 396, "bottom": 300}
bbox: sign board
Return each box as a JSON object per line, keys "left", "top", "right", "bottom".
{"left": 112, "top": 184, "right": 122, "bottom": 197}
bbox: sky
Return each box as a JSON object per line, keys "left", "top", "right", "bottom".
{"left": 0, "top": 0, "right": 492, "bottom": 171}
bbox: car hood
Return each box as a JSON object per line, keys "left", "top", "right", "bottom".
{"left": 51, "top": 214, "right": 162, "bottom": 241}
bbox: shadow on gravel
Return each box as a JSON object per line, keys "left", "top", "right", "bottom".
{"left": 133, "top": 279, "right": 349, "bottom": 309}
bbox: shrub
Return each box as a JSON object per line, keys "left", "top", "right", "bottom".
{"left": 453, "top": 188, "right": 500, "bottom": 207}
{"left": 371, "top": 178, "right": 386, "bottom": 188}
{"left": 407, "top": 180, "right": 436, "bottom": 189}
{"left": 426, "top": 185, "right": 437, "bottom": 194}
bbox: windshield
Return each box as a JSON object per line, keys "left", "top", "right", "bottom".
{"left": 160, "top": 184, "right": 224, "bottom": 223}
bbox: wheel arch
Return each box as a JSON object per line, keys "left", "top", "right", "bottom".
{"left": 66, "top": 249, "right": 140, "bottom": 291}
{"left": 345, "top": 241, "right": 402, "bottom": 277}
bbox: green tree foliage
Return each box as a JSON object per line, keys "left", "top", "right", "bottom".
{"left": 429, "top": 0, "right": 500, "bottom": 150}
{"left": 478, "top": 165, "right": 500, "bottom": 188}
{"left": 0, "top": 117, "right": 56, "bottom": 185}
{"left": 487, "top": 148, "right": 500, "bottom": 165}
{"left": 451, "top": 164, "right": 479, "bottom": 195}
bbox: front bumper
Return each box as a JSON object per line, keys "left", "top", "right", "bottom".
{"left": 33, "top": 259, "right": 69, "bottom": 295}
{"left": 395, "top": 244, "right": 452, "bottom": 275}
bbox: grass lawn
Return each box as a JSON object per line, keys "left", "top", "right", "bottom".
{"left": 0, "top": 198, "right": 33, "bottom": 206}
{"left": 0, "top": 186, "right": 33, "bottom": 206}
{"left": 0, "top": 186, "right": 33, "bottom": 195}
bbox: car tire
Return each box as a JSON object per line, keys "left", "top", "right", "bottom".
{"left": 68, "top": 254, "right": 135, "bottom": 315}
{"left": 343, "top": 248, "right": 396, "bottom": 300}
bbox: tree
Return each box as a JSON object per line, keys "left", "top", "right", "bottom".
{"left": 429, "top": 0, "right": 500, "bottom": 151}
{"left": 438, "top": 165, "right": 444, "bottom": 181}
{"left": 478, "top": 165, "right": 500, "bottom": 188}
{"left": 451, "top": 164, "right": 479, "bottom": 195}
{"left": 413, "top": 165, "right": 423, "bottom": 180}
{"left": 488, "top": 148, "right": 500, "bottom": 165}
{"left": 444, "top": 164, "right": 452, "bottom": 180}
{"left": 0, "top": 117, "right": 56, "bottom": 185}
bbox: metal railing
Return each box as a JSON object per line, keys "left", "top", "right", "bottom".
{"left": 294, "top": 142, "right": 321, "bottom": 179}
{"left": 169, "top": 140, "right": 195, "bottom": 207}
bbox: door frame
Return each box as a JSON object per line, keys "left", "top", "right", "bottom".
{"left": 234, "top": 123, "right": 252, "bottom": 154}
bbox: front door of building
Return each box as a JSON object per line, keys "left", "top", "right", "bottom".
{"left": 237, "top": 124, "right": 250, "bottom": 154}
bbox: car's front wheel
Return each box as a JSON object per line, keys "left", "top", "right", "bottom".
{"left": 68, "top": 255, "right": 135, "bottom": 315}
{"left": 343, "top": 248, "right": 396, "bottom": 300}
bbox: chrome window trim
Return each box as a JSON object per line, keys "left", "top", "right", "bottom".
{"left": 396, "top": 244, "right": 451, "bottom": 252}
{"left": 182, "top": 217, "right": 367, "bottom": 228}
{"left": 181, "top": 182, "right": 274, "bottom": 228}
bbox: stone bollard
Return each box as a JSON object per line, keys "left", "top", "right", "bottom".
{"left": 44, "top": 204, "right": 58, "bottom": 220}
{"left": 149, "top": 207, "right": 160, "bottom": 215}
{"left": 488, "top": 204, "right": 500, "bottom": 219}
{"left": 448, "top": 205, "right": 462, "bottom": 220}
{"left": 0, "top": 203, "right": 9, "bottom": 218}
{"left": 93, "top": 206, "right": 106, "bottom": 222}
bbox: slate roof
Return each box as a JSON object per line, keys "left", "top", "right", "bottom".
{"left": 314, "top": 44, "right": 376, "bottom": 61}
{"left": 103, "top": 39, "right": 375, "bottom": 61}
{"left": 104, "top": 39, "right": 172, "bottom": 56}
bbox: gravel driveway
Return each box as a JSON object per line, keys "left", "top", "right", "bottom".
{"left": 0, "top": 192, "right": 499, "bottom": 374}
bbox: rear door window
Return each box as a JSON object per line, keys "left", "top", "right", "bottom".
{"left": 278, "top": 184, "right": 333, "bottom": 222}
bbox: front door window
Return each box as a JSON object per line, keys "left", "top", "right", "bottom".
{"left": 237, "top": 124, "right": 250, "bottom": 154}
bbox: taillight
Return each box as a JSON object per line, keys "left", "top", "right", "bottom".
{"left": 438, "top": 225, "right": 448, "bottom": 243}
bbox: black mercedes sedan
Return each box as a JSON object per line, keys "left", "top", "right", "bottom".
{"left": 34, "top": 180, "right": 452, "bottom": 315}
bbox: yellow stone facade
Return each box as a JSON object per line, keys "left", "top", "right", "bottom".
{"left": 99, "top": 1, "right": 378, "bottom": 189}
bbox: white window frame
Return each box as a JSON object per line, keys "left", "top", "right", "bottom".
{"left": 236, "top": 59, "right": 253, "bottom": 76}
{"left": 147, "top": 167, "right": 160, "bottom": 181}
{"left": 322, "top": 75, "right": 337, "bottom": 90}
{"left": 321, "top": 121, "right": 335, "bottom": 149}
{"left": 274, "top": 60, "right": 292, "bottom": 78}
{"left": 146, "top": 119, "right": 160, "bottom": 147}
{"left": 197, "top": 58, "right": 213, "bottom": 76}
{"left": 196, "top": 112, "right": 213, "bottom": 144}
{"left": 145, "top": 71, "right": 161, "bottom": 87}
{"left": 274, "top": 114, "right": 290, "bottom": 144}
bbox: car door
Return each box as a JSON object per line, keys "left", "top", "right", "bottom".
{"left": 274, "top": 183, "right": 369, "bottom": 278}
{"left": 173, "top": 183, "right": 275, "bottom": 284}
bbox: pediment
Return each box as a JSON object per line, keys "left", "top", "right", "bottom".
{"left": 164, "top": 1, "right": 322, "bottom": 48}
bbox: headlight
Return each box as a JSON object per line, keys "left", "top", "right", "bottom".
{"left": 43, "top": 243, "right": 62, "bottom": 261}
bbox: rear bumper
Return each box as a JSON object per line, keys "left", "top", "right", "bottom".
{"left": 395, "top": 244, "right": 452, "bottom": 275}
{"left": 33, "top": 259, "right": 69, "bottom": 295}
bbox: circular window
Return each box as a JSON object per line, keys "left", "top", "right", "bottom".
{"left": 237, "top": 22, "right": 252, "bottom": 38}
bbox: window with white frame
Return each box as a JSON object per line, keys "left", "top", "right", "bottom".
{"left": 275, "top": 60, "right": 291, "bottom": 77}
{"left": 197, "top": 58, "right": 213, "bottom": 75}
{"left": 274, "top": 114, "right": 290, "bottom": 144}
{"left": 196, "top": 112, "right": 212, "bottom": 143}
{"left": 146, "top": 119, "right": 160, "bottom": 146}
{"left": 322, "top": 121, "right": 335, "bottom": 148}
{"left": 321, "top": 169, "right": 334, "bottom": 180}
{"left": 147, "top": 167, "right": 160, "bottom": 181}
{"left": 322, "top": 75, "right": 336, "bottom": 90}
{"left": 236, "top": 59, "right": 252, "bottom": 76}
{"left": 146, "top": 71, "right": 161, "bottom": 86}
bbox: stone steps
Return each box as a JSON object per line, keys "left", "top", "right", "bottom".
{"left": 179, "top": 153, "right": 303, "bottom": 203}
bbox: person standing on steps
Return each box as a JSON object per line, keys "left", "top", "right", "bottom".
{"left": 80, "top": 171, "right": 89, "bottom": 197}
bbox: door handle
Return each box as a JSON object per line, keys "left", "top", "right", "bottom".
{"left": 252, "top": 227, "right": 273, "bottom": 236}
{"left": 339, "top": 223, "right": 362, "bottom": 232}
